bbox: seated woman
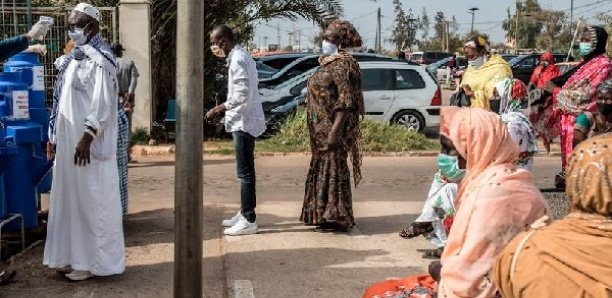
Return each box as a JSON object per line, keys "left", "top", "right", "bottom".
{"left": 371, "top": 108, "right": 549, "bottom": 298}
{"left": 432, "top": 107, "right": 548, "bottom": 298}
{"left": 493, "top": 78, "right": 539, "bottom": 171}
{"left": 494, "top": 134, "right": 612, "bottom": 298}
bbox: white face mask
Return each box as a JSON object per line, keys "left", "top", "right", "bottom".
{"left": 210, "top": 45, "right": 226, "bottom": 58}
{"left": 468, "top": 56, "right": 485, "bottom": 68}
{"left": 68, "top": 28, "right": 87, "bottom": 46}
{"left": 321, "top": 40, "right": 338, "bottom": 56}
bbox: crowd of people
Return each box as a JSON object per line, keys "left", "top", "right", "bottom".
{"left": 204, "top": 17, "right": 611, "bottom": 297}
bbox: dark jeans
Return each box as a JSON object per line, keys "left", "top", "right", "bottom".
{"left": 232, "top": 131, "right": 257, "bottom": 223}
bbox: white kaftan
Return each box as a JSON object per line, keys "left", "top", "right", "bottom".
{"left": 43, "top": 45, "right": 125, "bottom": 276}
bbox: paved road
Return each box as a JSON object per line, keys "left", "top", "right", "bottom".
{"left": 5, "top": 155, "right": 562, "bottom": 298}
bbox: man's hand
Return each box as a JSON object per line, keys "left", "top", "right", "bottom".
{"left": 74, "top": 133, "right": 94, "bottom": 166}
{"left": 205, "top": 104, "right": 226, "bottom": 122}
{"left": 46, "top": 141, "right": 55, "bottom": 161}
{"left": 26, "top": 20, "right": 50, "bottom": 41}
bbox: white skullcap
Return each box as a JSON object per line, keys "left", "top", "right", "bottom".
{"left": 74, "top": 3, "right": 100, "bottom": 22}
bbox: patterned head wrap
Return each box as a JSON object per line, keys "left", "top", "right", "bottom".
{"left": 567, "top": 134, "right": 612, "bottom": 216}
{"left": 495, "top": 78, "right": 527, "bottom": 114}
{"left": 325, "top": 19, "right": 363, "bottom": 49}
{"left": 464, "top": 35, "right": 490, "bottom": 53}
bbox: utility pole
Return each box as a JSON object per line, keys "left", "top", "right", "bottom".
{"left": 174, "top": 0, "right": 203, "bottom": 296}
{"left": 264, "top": 36, "right": 268, "bottom": 50}
{"left": 468, "top": 7, "right": 479, "bottom": 35}
{"left": 469, "top": 8, "right": 476, "bottom": 34}
{"left": 298, "top": 30, "right": 301, "bottom": 52}
{"left": 277, "top": 22, "right": 281, "bottom": 49}
{"left": 376, "top": 7, "right": 382, "bottom": 53}
{"left": 515, "top": 2, "right": 520, "bottom": 54}
{"left": 569, "top": 0, "right": 574, "bottom": 33}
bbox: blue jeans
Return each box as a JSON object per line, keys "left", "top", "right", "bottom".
{"left": 232, "top": 131, "right": 257, "bottom": 223}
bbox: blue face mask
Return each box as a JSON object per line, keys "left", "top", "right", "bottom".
{"left": 578, "top": 42, "right": 593, "bottom": 56}
{"left": 437, "top": 153, "right": 467, "bottom": 183}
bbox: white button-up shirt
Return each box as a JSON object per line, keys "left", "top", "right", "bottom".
{"left": 223, "top": 45, "right": 266, "bottom": 137}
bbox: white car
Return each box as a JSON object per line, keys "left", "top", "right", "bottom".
{"left": 360, "top": 61, "right": 441, "bottom": 131}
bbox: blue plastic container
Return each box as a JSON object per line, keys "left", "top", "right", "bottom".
{"left": 4, "top": 52, "right": 49, "bottom": 136}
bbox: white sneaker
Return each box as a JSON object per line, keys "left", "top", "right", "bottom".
{"left": 224, "top": 215, "right": 258, "bottom": 236}
{"left": 65, "top": 270, "right": 94, "bottom": 281}
{"left": 222, "top": 211, "right": 242, "bottom": 227}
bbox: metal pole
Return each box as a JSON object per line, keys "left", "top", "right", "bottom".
{"left": 112, "top": 7, "right": 118, "bottom": 43}
{"left": 470, "top": 13, "right": 474, "bottom": 34}
{"left": 569, "top": 0, "right": 573, "bottom": 34}
{"left": 515, "top": 2, "right": 520, "bottom": 55}
{"left": 567, "top": 19, "right": 582, "bottom": 61}
{"left": 174, "top": 0, "right": 204, "bottom": 296}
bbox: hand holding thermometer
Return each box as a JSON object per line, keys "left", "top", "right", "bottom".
{"left": 28, "top": 16, "right": 54, "bottom": 41}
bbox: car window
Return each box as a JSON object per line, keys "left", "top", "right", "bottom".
{"left": 395, "top": 69, "right": 425, "bottom": 90}
{"left": 361, "top": 69, "right": 394, "bottom": 91}
{"left": 424, "top": 53, "right": 436, "bottom": 59}
{"left": 410, "top": 54, "right": 423, "bottom": 61}
{"left": 520, "top": 57, "right": 536, "bottom": 68}
{"left": 553, "top": 55, "right": 566, "bottom": 63}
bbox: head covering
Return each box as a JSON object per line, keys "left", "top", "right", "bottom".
{"left": 552, "top": 26, "right": 609, "bottom": 87}
{"left": 540, "top": 51, "right": 554, "bottom": 64}
{"left": 464, "top": 35, "right": 490, "bottom": 53}
{"left": 439, "top": 107, "right": 548, "bottom": 298}
{"left": 325, "top": 19, "right": 363, "bottom": 49}
{"left": 596, "top": 77, "right": 612, "bottom": 103}
{"left": 567, "top": 134, "right": 612, "bottom": 216}
{"left": 460, "top": 54, "right": 513, "bottom": 110}
{"left": 495, "top": 78, "right": 527, "bottom": 114}
{"left": 74, "top": 3, "right": 100, "bottom": 22}
{"left": 439, "top": 106, "right": 461, "bottom": 138}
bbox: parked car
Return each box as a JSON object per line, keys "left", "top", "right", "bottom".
{"left": 556, "top": 61, "right": 579, "bottom": 75}
{"left": 426, "top": 56, "right": 468, "bottom": 81}
{"left": 500, "top": 54, "right": 518, "bottom": 62}
{"left": 409, "top": 51, "right": 452, "bottom": 65}
{"left": 259, "top": 67, "right": 318, "bottom": 106}
{"left": 258, "top": 53, "right": 394, "bottom": 89}
{"left": 256, "top": 61, "right": 278, "bottom": 79}
{"left": 360, "top": 61, "right": 441, "bottom": 131}
{"left": 509, "top": 53, "right": 566, "bottom": 84}
{"left": 256, "top": 52, "right": 312, "bottom": 70}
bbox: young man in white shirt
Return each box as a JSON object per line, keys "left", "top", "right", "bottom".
{"left": 206, "top": 24, "right": 266, "bottom": 236}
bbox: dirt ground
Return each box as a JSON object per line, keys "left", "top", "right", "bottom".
{"left": 0, "top": 154, "right": 562, "bottom": 298}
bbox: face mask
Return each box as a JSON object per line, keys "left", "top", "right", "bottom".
{"left": 542, "top": 61, "right": 550, "bottom": 67}
{"left": 578, "top": 42, "right": 593, "bottom": 56}
{"left": 437, "top": 153, "right": 467, "bottom": 183}
{"left": 210, "top": 45, "right": 226, "bottom": 58}
{"left": 468, "top": 56, "right": 484, "bottom": 68}
{"left": 321, "top": 40, "right": 338, "bottom": 56}
{"left": 68, "top": 27, "right": 87, "bottom": 46}
{"left": 597, "top": 103, "right": 612, "bottom": 115}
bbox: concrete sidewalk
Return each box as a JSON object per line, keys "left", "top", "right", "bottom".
{"left": 3, "top": 155, "right": 562, "bottom": 297}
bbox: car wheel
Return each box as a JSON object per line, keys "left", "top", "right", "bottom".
{"left": 392, "top": 110, "right": 425, "bottom": 132}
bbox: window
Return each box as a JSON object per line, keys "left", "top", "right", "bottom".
{"left": 395, "top": 69, "right": 425, "bottom": 90}
{"left": 520, "top": 57, "right": 536, "bottom": 68}
{"left": 361, "top": 69, "right": 394, "bottom": 91}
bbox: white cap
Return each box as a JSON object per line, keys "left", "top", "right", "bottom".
{"left": 74, "top": 3, "right": 100, "bottom": 22}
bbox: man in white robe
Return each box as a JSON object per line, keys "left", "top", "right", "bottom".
{"left": 44, "top": 3, "right": 125, "bottom": 281}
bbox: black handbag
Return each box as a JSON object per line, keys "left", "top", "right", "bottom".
{"left": 450, "top": 88, "right": 471, "bottom": 107}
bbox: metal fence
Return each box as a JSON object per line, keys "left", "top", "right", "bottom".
{"left": 0, "top": 4, "right": 118, "bottom": 107}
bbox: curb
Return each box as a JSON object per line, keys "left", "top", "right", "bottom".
{"left": 132, "top": 145, "right": 562, "bottom": 158}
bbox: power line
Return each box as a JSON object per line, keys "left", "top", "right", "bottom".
{"left": 574, "top": 1, "right": 612, "bottom": 16}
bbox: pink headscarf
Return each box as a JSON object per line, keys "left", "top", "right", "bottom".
{"left": 438, "top": 108, "right": 549, "bottom": 298}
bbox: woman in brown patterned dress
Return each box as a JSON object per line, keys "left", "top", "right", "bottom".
{"left": 300, "top": 20, "right": 365, "bottom": 231}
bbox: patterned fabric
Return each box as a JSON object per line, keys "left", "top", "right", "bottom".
{"left": 496, "top": 79, "right": 539, "bottom": 170}
{"left": 49, "top": 33, "right": 116, "bottom": 144}
{"left": 493, "top": 134, "right": 612, "bottom": 298}
{"left": 529, "top": 52, "right": 560, "bottom": 88}
{"left": 300, "top": 51, "right": 364, "bottom": 229}
{"left": 415, "top": 171, "right": 458, "bottom": 247}
{"left": 554, "top": 54, "right": 612, "bottom": 170}
{"left": 117, "top": 108, "right": 129, "bottom": 215}
{"left": 574, "top": 112, "right": 612, "bottom": 136}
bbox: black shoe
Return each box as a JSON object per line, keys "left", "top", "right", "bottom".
{"left": 0, "top": 270, "right": 16, "bottom": 286}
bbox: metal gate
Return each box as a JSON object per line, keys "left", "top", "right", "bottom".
{"left": 0, "top": 3, "right": 118, "bottom": 107}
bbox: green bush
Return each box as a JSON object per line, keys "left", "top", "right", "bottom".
{"left": 259, "top": 109, "right": 438, "bottom": 152}
{"left": 131, "top": 127, "right": 150, "bottom": 146}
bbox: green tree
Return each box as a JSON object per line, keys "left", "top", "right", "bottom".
{"left": 390, "top": 0, "right": 418, "bottom": 51}
{"left": 502, "top": 0, "right": 544, "bottom": 49}
{"left": 418, "top": 7, "right": 429, "bottom": 49}
{"left": 535, "top": 10, "right": 567, "bottom": 52}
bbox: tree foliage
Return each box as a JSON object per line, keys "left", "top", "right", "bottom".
{"left": 502, "top": 0, "right": 544, "bottom": 49}
{"left": 390, "top": 0, "right": 418, "bottom": 51}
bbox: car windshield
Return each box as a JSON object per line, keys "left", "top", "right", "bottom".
{"left": 508, "top": 55, "right": 528, "bottom": 67}
{"left": 256, "top": 62, "right": 278, "bottom": 73}
{"left": 410, "top": 54, "right": 423, "bottom": 61}
{"left": 272, "top": 67, "right": 318, "bottom": 90}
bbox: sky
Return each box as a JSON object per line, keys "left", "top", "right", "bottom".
{"left": 252, "top": 0, "right": 612, "bottom": 50}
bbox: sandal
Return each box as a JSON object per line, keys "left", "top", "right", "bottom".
{"left": 399, "top": 222, "right": 433, "bottom": 239}
{"left": 555, "top": 171, "right": 566, "bottom": 190}
{"left": 421, "top": 247, "right": 444, "bottom": 259}
{"left": 0, "top": 270, "right": 16, "bottom": 286}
